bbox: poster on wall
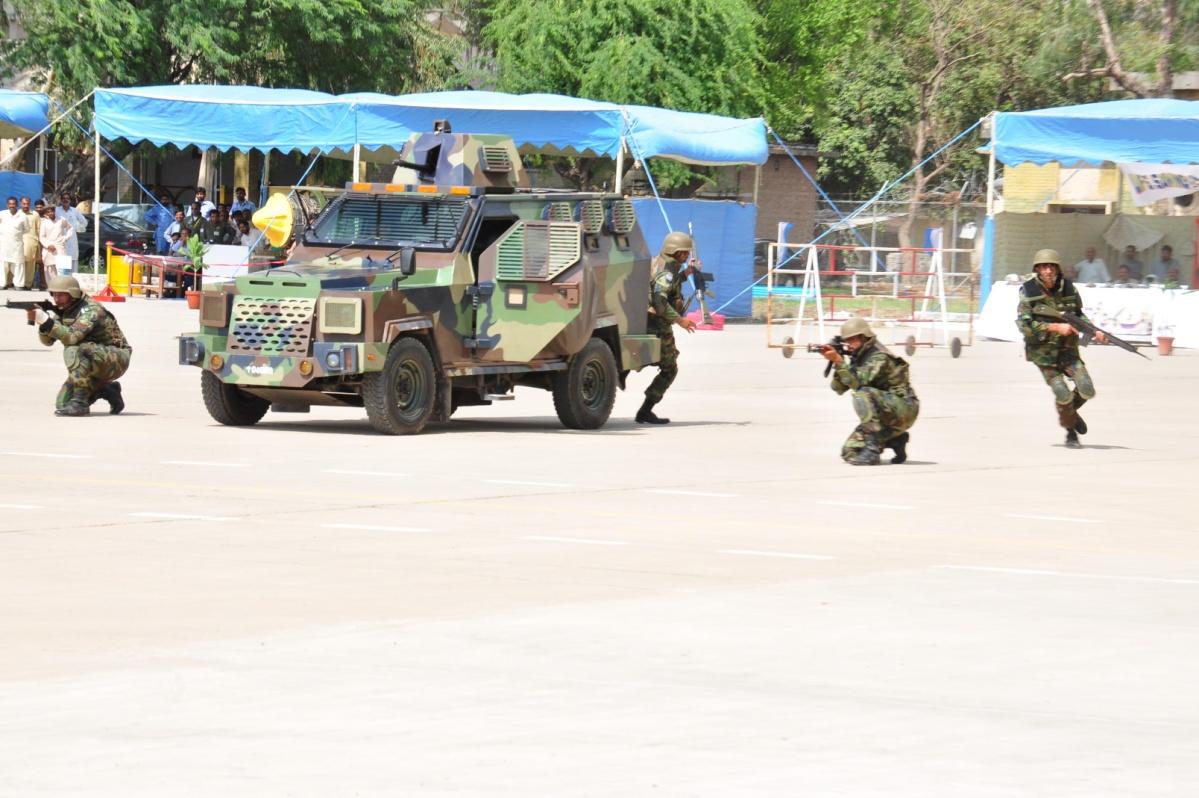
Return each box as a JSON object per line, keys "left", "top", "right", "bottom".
{"left": 1119, "top": 163, "right": 1199, "bottom": 206}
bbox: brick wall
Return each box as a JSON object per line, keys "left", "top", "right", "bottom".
{"left": 755, "top": 152, "right": 819, "bottom": 243}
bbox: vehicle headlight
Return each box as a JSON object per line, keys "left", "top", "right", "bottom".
{"left": 319, "top": 297, "right": 363, "bottom": 334}
{"left": 325, "top": 351, "right": 342, "bottom": 369}
{"left": 200, "top": 292, "right": 229, "bottom": 328}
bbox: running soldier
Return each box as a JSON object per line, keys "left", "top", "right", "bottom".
{"left": 820, "top": 317, "right": 919, "bottom": 465}
{"left": 636, "top": 231, "right": 698, "bottom": 424}
{"left": 29, "top": 275, "right": 131, "bottom": 416}
{"left": 1015, "top": 248, "right": 1105, "bottom": 448}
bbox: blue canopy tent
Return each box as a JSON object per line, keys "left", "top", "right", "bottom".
{"left": 343, "top": 90, "right": 767, "bottom": 314}
{"left": 94, "top": 85, "right": 358, "bottom": 153}
{"left": 981, "top": 99, "right": 1199, "bottom": 302}
{"left": 89, "top": 86, "right": 768, "bottom": 311}
{"left": 0, "top": 89, "right": 49, "bottom": 139}
{"left": 0, "top": 89, "right": 51, "bottom": 203}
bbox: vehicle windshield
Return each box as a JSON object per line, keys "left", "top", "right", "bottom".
{"left": 307, "top": 195, "right": 469, "bottom": 251}
{"left": 103, "top": 215, "right": 148, "bottom": 233}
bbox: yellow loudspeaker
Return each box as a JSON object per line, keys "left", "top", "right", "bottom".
{"left": 252, "top": 193, "right": 294, "bottom": 248}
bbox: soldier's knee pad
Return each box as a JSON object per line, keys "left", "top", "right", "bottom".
{"left": 851, "top": 391, "right": 876, "bottom": 422}
{"left": 1074, "top": 373, "right": 1096, "bottom": 400}
{"left": 1048, "top": 378, "right": 1073, "bottom": 405}
{"left": 62, "top": 346, "right": 81, "bottom": 371}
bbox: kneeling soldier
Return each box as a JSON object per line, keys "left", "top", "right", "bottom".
{"left": 29, "top": 275, "right": 131, "bottom": 416}
{"left": 820, "top": 317, "right": 919, "bottom": 465}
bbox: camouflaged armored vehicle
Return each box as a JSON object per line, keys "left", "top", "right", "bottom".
{"left": 179, "top": 126, "right": 660, "bottom": 434}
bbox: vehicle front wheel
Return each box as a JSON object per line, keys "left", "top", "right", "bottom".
{"left": 552, "top": 338, "right": 618, "bottom": 430}
{"left": 201, "top": 370, "right": 270, "bottom": 426}
{"left": 363, "top": 337, "right": 437, "bottom": 435}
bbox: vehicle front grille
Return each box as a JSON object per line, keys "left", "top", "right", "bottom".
{"left": 228, "top": 296, "right": 317, "bottom": 355}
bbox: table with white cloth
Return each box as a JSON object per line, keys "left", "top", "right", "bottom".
{"left": 978, "top": 282, "right": 1199, "bottom": 348}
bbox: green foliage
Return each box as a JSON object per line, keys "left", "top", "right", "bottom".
{"left": 184, "top": 234, "right": 207, "bottom": 272}
{"left": 483, "top": 0, "right": 767, "bottom": 117}
{"left": 0, "top": 0, "right": 463, "bottom": 189}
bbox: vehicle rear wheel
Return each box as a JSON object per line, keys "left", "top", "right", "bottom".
{"left": 201, "top": 370, "right": 270, "bottom": 426}
{"left": 363, "top": 337, "right": 436, "bottom": 435}
{"left": 553, "top": 338, "right": 617, "bottom": 430}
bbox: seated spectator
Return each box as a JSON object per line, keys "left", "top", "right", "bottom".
{"left": 1152, "top": 244, "right": 1180, "bottom": 281}
{"left": 175, "top": 227, "right": 198, "bottom": 293}
{"left": 164, "top": 232, "right": 183, "bottom": 296}
{"left": 185, "top": 201, "right": 204, "bottom": 230}
{"left": 231, "top": 186, "right": 257, "bottom": 216}
{"left": 1074, "top": 247, "right": 1110, "bottom": 283}
{"left": 195, "top": 208, "right": 221, "bottom": 244}
{"left": 237, "top": 219, "right": 257, "bottom": 248}
{"left": 1164, "top": 266, "right": 1182, "bottom": 289}
{"left": 1120, "top": 245, "right": 1145, "bottom": 280}
{"left": 1112, "top": 264, "right": 1138, "bottom": 285}
{"left": 166, "top": 209, "right": 186, "bottom": 241}
{"left": 215, "top": 208, "right": 238, "bottom": 245}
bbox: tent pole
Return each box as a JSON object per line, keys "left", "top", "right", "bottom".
{"left": 353, "top": 143, "right": 361, "bottom": 182}
{"left": 615, "top": 138, "right": 625, "bottom": 194}
{"left": 93, "top": 128, "right": 101, "bottom": 275}
{"left": 985, "top": 140, "right": 996, "bottom": 216}
{"left": 753, "top": 165, "right": 761, "bottom": 205}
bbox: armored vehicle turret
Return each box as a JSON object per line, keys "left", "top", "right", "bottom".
{"left": 179, "top": 125, "right": 662, "bottom": 434}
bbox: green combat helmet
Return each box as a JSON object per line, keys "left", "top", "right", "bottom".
{"left": 840, "top": 316, "right": 875, "bottom": 340}
{"left": 1033, "top": 249, "right": 1061, "bottom": 267}
{"left": 660, "top": 231, "right": 694, "bottom": 258}
{"left": 47, "top": 275, "right": 83, "bottom": 298}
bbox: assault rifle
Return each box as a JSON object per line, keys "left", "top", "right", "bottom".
{"left": 1031, "top": 306, "right": 1148, "bottom": 360}
{"left": 807, "top": 335, "right": 848, "bottom": 377}
{"left": 685, "top": 222, "right": 716, "bottom": 324}
{"left": 5, "top": 298, "right": 55, "bottom": 326}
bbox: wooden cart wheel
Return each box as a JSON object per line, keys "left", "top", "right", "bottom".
{"left": 950, "top": 337, "right": 963, "bottom": 358}
{"left": 782, "top": 336, "right": 795, "bottom": 359}
{"left": 904, "top": 335, "right": 917, "bottom": 356}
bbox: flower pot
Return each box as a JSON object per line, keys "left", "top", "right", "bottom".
{"left": 1156, "top": 336, "right": 1174, "bottom": 356}
{"left": 185, "top": 290, "right": 201, "bottom": 310}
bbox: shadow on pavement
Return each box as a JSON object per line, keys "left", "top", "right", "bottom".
{"left": 1053, "top": 443, "right": 1133, "bottom": 450}
{"left": 244, "top": 416, "right": 747, "bottom": 436}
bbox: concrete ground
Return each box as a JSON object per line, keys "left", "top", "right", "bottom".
{"left": 0, "top": 290, "right": 1196, "bottom": 797}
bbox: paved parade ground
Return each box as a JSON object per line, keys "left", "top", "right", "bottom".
{"left": 1, "top": 291, "right": 1197, "bottom": 796}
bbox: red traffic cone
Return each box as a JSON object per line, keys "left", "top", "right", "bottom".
{"left": 92, "top": 284, "right": 126, "bottom": 303}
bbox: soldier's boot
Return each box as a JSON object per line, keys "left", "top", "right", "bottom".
{"left": 100, "top": 382, "right": 125, "bottom": 415}
{"left": 844, "top": 435, "right": 883, "bottom": 466}
{"left": 635, "top": 398, "right": 670, "bottom": 425}
{"left": 1071, "top": 394, "right": 1087, "bottom": 435}
{"left": 886, "top": 432, "right": 909, "bottom": 464}
{"left": 54, "top": 400, "right": 90, "bottom": 417}
{"left": 1065, "top": 429, "right": 1082, "bottom": 449}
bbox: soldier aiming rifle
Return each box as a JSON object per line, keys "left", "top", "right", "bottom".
{"left": 817, "top": 317, "right": 919, "bottom": 465}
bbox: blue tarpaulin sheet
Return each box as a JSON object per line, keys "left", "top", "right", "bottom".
{"left": 0, "top": 171, "right": 44, "bottom": 201}
{"left": 94, "top": 86, "right": 357, "bottom": 153}
{"left": 632, "top": 198, "right": 755, "bottom": 317}
{"left": 94, "top": 86, "right": 768, "bottom": 165}
{"left": 993, "top": 99, "right": 1199, "bottom": 166}
{"left": 0, "top": 90, "right": 49, "bottom": 138}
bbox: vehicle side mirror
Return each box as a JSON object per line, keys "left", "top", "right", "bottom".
{"left": 400, "top": 247, "right": 416, "bottom": 276}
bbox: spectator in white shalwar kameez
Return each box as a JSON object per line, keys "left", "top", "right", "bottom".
{"left": 0, "top": 196, "right": 29, "bottom": 289}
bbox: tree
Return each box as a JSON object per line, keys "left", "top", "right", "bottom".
{"left": 0, "top": 0, "right": 464, "bottom": 196}
{"left": 1062, "top": 0, "right": 1199, "bottom": 96}
{"left": 481, "top": 0, "right": 768, "bottom": 189}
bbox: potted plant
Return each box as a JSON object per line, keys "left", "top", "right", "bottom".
{"left": 184, "top": 235, "right": 207, "bottom": 309}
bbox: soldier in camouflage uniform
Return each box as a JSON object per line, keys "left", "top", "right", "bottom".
{"left": 29, "top": 275, "right": 131, "bottom": 417}
{"left": 637, "top": 231, "right": 699, "bottom": 424}
{"left": 1015, "top": 248, "right": 1106, "bottom": 449}
{"left": 821, "top": 317, "right": 919, "bottom": 465}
